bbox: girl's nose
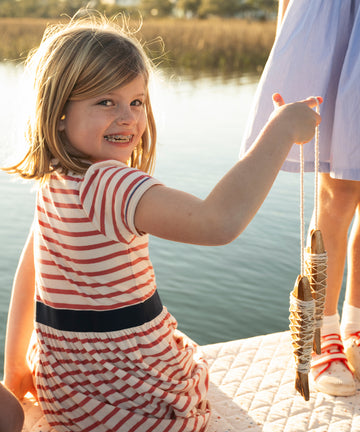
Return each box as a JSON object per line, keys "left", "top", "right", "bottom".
{"left": 116, "top": 106, "right": 135, "bottom": 125}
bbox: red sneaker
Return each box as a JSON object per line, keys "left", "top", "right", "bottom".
{"left": 311, "top": 333, "right": 356, "bottom": 396}
{"left": 344, "top": 331, "right": 360, "bottom": 380}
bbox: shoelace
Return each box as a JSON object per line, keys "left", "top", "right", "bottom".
{"left": 311, "top": 333, "right": 352, "bottom": 380}
{"left": 348, "top": 331, "right": 360, "bottom": 346}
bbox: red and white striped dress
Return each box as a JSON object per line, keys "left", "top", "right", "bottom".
{"left": 29, "top": 160, "right": 211, "bottom": 432}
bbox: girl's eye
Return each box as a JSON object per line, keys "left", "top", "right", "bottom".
{"left": 98, "top": 99, "right": 113, "bottom": 107}
{"left": 131, "top": 99, "right": 144, "bottom": 107}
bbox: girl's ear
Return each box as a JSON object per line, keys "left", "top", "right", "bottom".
{"left": 58, "top": 114, "right": 66, "bottom": 131}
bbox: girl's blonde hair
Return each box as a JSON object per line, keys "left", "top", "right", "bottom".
{"left": 4, "top": 11, "right": 156, "bottom": 182}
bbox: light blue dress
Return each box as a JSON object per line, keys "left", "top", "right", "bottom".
{"left": 240, "top": 0, "right": 360, "bottom": 180}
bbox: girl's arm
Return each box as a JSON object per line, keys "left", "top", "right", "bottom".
{"left": 135, "top": 97, "right": 321, "bottom": 246}
{"left": 277, "top": 0, "right": 290, "bottom": 34}
{"left": 3, "top": 229, "right": 36, "bottom": 400}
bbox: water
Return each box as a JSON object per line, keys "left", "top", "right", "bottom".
{"left": 0, "top": 64, "right": 346, "bottom": 371}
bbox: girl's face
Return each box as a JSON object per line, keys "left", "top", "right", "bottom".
{"left": 59, "top": 75, "right": 147, "bottom": 164}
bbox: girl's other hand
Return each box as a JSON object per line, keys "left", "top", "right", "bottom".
{"left": 4, "top": 368, "right": 36, "bottom": 401}
{"left": 271, "top": 93, "right": 322, "bottom": 145}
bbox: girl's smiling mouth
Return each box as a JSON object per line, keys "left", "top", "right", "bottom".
{"left": 104, "top": 134, "right": 133, "bottom": 143}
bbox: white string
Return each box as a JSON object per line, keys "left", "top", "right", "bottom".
{"left": 314, "top": 100, "right": 320, "bottom": 230}
{"left": 290, "top": 99, "right": 322, "bottom": 387}
{"left": 304, "top": 251, "right": 327, "bottom": 329}
{"left": 300, "top": 144, "right": 304, "bottom": 276}
{"left": 300, "top": 98, "right": 320, "bottom": 275}
{"left": 289, "top": 292, "right": 315, "bottom": 374}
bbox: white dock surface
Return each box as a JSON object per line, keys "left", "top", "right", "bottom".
{"left": 23, "top": 331, "right": 360, "bottom": 432}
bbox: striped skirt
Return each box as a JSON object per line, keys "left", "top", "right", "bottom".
{"left": 28, "top": 297, "right": 211, "bottom": 432}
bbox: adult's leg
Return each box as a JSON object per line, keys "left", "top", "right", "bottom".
{"left": 345, "top": 203, "right": 360, "bottom": 307}
{"left": 316, "top": 174, "right": 360, "bottom": 315}
{"left": 341, "top": 203, "right": 360, "bottom": 379}
{"left": 310, "top": 173, "right": 360, "bottom": 396}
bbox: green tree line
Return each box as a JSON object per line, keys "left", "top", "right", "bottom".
{"left": 0, "top": 0, "right": 277, "bottom": 19}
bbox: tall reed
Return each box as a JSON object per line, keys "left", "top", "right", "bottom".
{"left": 0, "top": 17, "right": 276, "bottom": 74}
{"left": 139, "top": 18, "right": 275, "bottom": 74}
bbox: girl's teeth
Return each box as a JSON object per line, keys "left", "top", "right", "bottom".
{"left": 105, "top": 135, "right": 132, "bottom": 142}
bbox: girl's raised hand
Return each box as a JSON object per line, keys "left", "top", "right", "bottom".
{"left": 271, "top": 93, "right": 322, "bottom": 145}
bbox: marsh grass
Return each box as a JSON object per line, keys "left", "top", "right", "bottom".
{"left": 0, "top": 18, "right": 49, "bottom": 62}
{"left": 0, "top": 17, "right": 275, "bottom": 73}
{"left": 140, "top": 18, "right": 275, "bottom": 74}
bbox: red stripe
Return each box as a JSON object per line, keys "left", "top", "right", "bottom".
{"left": 103, "top": 166, "right": 134, "bottom": 241}
{"left": 51, "top": 172, "right": 82, "bottom": 183}
{"left": 72, "top": 397, "right": 108, "bottom": 422}
{"left": 39, "top": 340, "right": 171, "bottom": 367}
{"left": 37, "top": 317, "right": 171, "bottom": 348}
{"left": 38, "top": 387, "right": 78, "bottom": 405}
{"left": 39, "top": 268, "right": 153, "bottom": 293}
{"left": 178, "top": 417, "right": 191, "bottom": 432}
{"left": 121, "top": 175, "right": 148, "bottom": 231}
{"left": 40, "top": 260, "right": 154, "bottom": 288}
{"left": 38, "top": 204, "right": 90, "bottom": 223}
{"left": 39, "top": 243, "right": 143, "bottom": 265}
{"left": 40, "top": 233, "right": 118, "bottom": 251}
{"left": 79, "top": 170, "right": 98, "bottom": 208}
{"left": 145, "top": 418, "right": 164, "bottom": 432}
{"left": 41, "top": 194, "right": 82, "bottom": 209}
{"left": 36, "top": 287, "right": 155, "bottom": 310}
{"left": 85, "top": 407, "right": 120, "bottom": 432}
{"left": 39, "top": 256, "right": 152, "bottom": 278}
{"left": 38, "top": 368, "right": 128, "bottom": 397}
{"left": 37, "top": 330, "right": 171, "bottom": 358}
{"left": 40, "top": 389, "right": 182, "bottom": 432}
{"left": 112, "top": 170, "right": 141, "bottom": 237}
{"left": 88, "top": 170, "right": 105, "bottom": 222}
{"left": 38, "top": 352, "right": 190, "bottom": 391}
{"left": 38, "top": 270, "right": 154, "bottom": 295}
{"left": 85, "top": 166, "right": 116, "bottom": 223}
{"left": 83, "top": 166, "right": 131, "bottom": 243}
{"left": 39, "top": 219, "right": 100, "bottom": 237}
{"left": 144, "top": 398, "right": 167, "bottom": 419}
{"left": 36, "top": 361, "right": 207, "bottom": 431}
{"left": 100, "top": 168, "right": 120, "bottom": 235}
{"left": 128, "top": 416, "right": 148, "bottom": 432}
{"left": 37, "top": 283, "right": 154, "bottom": 303}
{"left": 162, "top": 419, "right": 177, "bottom": 432}
{"left": 48, "top": 186, "right": 79, "bottom": 195}
{"left": 112, "top": 411, "right": 135, "bottom": 430}
{"left": 38, "top": 255, "right": 140, "bottom": 275}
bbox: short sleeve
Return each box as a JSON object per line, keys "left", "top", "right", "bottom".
{"left": 79, "top": 160, "right": 162, "bottom": 243}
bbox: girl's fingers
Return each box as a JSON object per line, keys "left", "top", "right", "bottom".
{"left": 302, "top": 96, "right": 323, "bottom": 108}
{"left": 273, "top": 94, "right": 323, "bottom": 109}
{"left": 272, "top": 92, "right": 285, "bottom": 108}
{"left": 304, "top": 97, "right": 323, "bottom": 126}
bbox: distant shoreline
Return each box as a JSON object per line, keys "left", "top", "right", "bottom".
{"left": 0, "top": 17, "right": 275, "bottom": 74}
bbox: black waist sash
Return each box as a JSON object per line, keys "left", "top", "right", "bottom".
{"left": 36, "top": 290, "right": 163, "bottom": 333}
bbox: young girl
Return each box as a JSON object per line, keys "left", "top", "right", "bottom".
{"left": 3, "top": 12, "right": 320, "bottom": 432}
{"left": 240, "top": 0, "right": 360, "bottom": 397}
